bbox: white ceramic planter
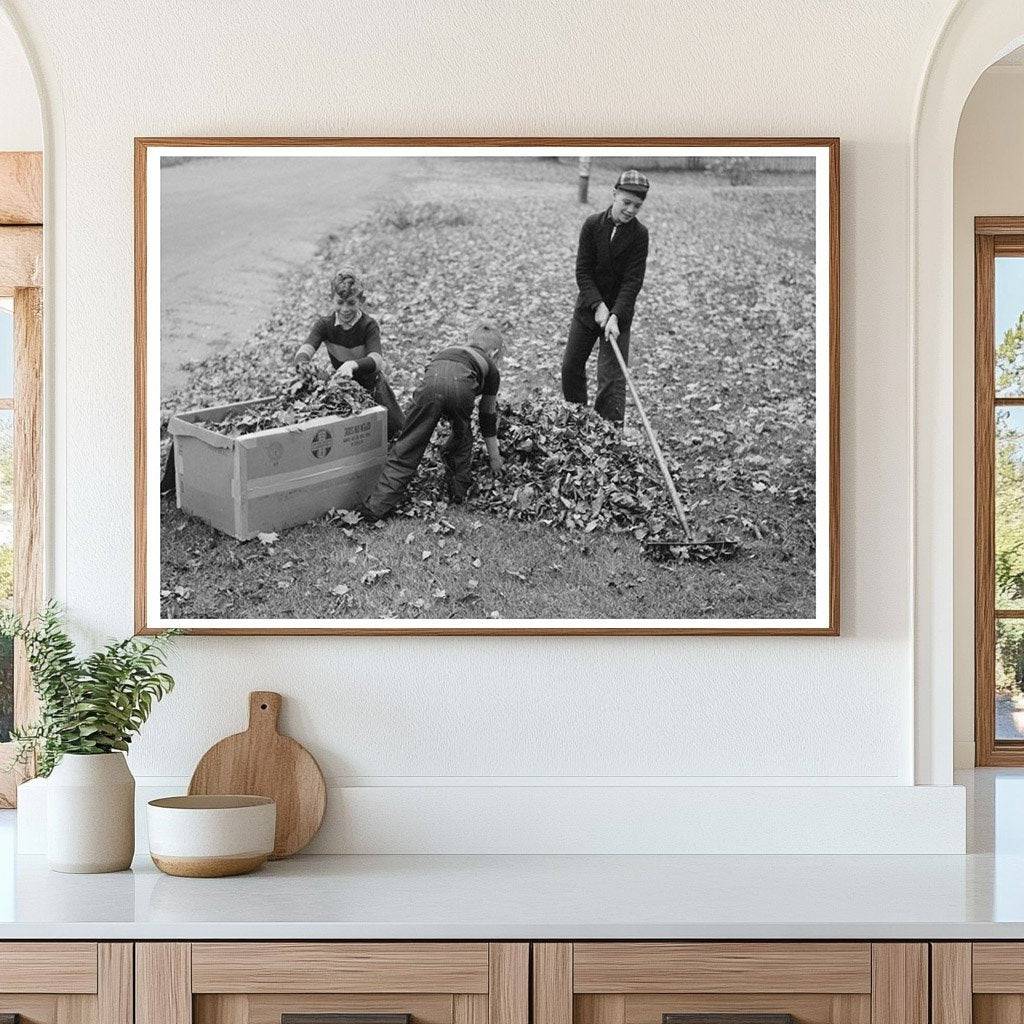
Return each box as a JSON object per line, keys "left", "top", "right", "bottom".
{"left": 46, "top": 752, "right": 135, "bottom": 873}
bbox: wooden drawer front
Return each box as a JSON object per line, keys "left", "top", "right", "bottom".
{"left": 1, "top": 994, "right": 89, "bottom": 1022}
{"left": 196, "top": 993, "right": 460, "bottom": 1024}
{"left": 572, "top": 944, "right": 873, "bottom": 995}
{"left": 0, "top": 945, "right": 129, "bottom": 1024}
{"left": 141, "top": 943, "right": 526, "bottom": 1024}
{"left": 577, "top": 993, "right": 870, "bottom": 1024}
{"left": 931, "top": 943, "right": 1024, "bottom": 1024}
{"left": 973, "top": 944, "right": 1024, "bottom": 992}
{"left": 192, "top": 943, "right": 490, "bottom": 994}
{"left": 0, "top": 942, "right": 98, "bottom": 993}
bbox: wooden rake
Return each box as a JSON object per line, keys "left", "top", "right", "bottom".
{"left": 605, "top": 331, "right": 738, "bottom": 562}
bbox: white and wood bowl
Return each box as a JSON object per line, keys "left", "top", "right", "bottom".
{"left": 147, "top": 795, "right": 276, "bottom": 877}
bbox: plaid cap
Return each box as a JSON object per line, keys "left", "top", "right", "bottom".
{"left": 615, "top": 169, "right": 650, "bottom": 197}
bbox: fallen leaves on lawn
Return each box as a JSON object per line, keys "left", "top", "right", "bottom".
{"left": 161, "top": 158, "right": 818, "bottom": 588}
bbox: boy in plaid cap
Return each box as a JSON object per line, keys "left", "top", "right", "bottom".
{"left": 294, "top": 269, "right": 405, "bottom": 440}
{"left": 561, "top": 169, "right": 650, "bottom": 424}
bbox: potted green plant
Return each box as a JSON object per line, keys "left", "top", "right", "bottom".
{"left": 2, "top": 604, "right": 177, "bottom": 873}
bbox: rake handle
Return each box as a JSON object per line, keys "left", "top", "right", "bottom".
{"left": 604, "top": 331, "right": 693, "bottom": 539}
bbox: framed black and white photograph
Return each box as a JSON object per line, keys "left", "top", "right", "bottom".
{"left": 135, "top": 138, "right": 839, "bottom": 636}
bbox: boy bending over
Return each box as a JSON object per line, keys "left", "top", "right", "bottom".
{"left": 360, "top": 321, "right": 505, "bottom": 521}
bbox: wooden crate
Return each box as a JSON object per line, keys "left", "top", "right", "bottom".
{"left": 168, "top": 397, "right": 386, "bottom": 540}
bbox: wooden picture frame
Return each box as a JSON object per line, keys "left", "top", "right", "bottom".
{"left": 135, "top": 137, "right": 840, "bottom": 636}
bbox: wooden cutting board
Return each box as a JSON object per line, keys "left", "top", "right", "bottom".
{"left": 188, "top": 691, "right": 326, "bottom": 859}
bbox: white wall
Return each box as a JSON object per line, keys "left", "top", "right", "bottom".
{"left": 952, "top": 65, "right": 1024, "bottom": 768}
{"left": 0, "top": 0, "right": 972, "bottom": 851}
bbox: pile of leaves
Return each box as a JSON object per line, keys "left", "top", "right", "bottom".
{"left": 396, "top": 398, "right": 729, "bottom": 544}
{"left": 204, "top": 371, "right": 374, "bottom": 437}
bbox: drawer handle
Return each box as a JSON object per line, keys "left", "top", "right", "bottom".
{"left": 664, "top": 1016, "right": 797, "bottom": 1024}
{"left": 283, "top": 1016, "right": 411, "bottom": 1024}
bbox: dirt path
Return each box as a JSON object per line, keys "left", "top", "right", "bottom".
{"left": 159, "top": 155, "right": 421, "bottom": 396}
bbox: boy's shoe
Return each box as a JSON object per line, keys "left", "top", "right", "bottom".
{"left": 445, "top": 477, "right": 468, "bottom": 505}
{"left": 352, "top": 502, "right": 384, "bottom": 523}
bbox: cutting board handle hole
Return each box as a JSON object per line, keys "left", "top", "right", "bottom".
{"left": 260, "top": 702, "right": 268, "bottom": 710}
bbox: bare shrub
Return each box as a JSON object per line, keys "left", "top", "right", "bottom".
{"left": 379, "top": 200, "right": 472, "bottom": 229}
{"left": 708, "top": 157, "right": 756, "bottom": 186}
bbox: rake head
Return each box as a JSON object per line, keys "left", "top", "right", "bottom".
{"left": 642, "top": 537, "right": 740, "bottom": 562}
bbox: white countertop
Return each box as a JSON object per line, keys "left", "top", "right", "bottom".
{"left": 0, "top": 849, "right": 1022, "bottom": 940}
{"left": 1, "top": 769, "right": 1021, "bottom": 941}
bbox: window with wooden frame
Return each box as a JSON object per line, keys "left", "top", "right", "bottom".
{"left": 975, "top": 217, "right": 1024, "bottom": 765}
{"left": 0, "top": 151, "right": 43, "bottom": 806}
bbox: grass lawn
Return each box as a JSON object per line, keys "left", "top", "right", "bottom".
{"left": 160, "top": 498, "right": 813, "bottom": 622}
{"left": 159, "top": 157, "right": 819, "bottom": 623}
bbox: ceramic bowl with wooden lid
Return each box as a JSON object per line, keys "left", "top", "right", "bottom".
{"left": 146, "top": 795, "right": 276, "bottom": 877}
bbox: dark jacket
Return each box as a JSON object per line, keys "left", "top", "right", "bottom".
{"left": 302, "top": 313, "right": 383, "bottom": 389}
{"left": 573, "top": 207, "right": 649, "bottom": 329}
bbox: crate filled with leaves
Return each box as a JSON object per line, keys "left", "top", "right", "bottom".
{"left": 167, "top": 375, "right": 386, "bottom": 541}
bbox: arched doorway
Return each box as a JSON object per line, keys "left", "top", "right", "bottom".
{"left": 914, "top": 0, "right": 1024, "bottom": 785}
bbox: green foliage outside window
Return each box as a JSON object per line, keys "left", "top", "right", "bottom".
{"left": 996, "top": 408, "right": 1024, "bottom": 609}
{"left": 998, "top": 311, "right": 1024, "bottom": 396}
{"left": 0, "top": 547, "right": 12, "bottom": 605}
{"left": 995, "top": 314, "right": 1024, "bottom": 695}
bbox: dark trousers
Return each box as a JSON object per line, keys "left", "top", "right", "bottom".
{"left": 561, "top": 311, "right": 631, "bottom": 423}
{"left": 354, "top": 370, "right": 405, "bottom": 441}
{"left": 364, "top": 360, "right": 477, "bottom": 518}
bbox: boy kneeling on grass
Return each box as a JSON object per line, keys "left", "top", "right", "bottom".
{"left": 358, "top": 321, "right": 506, "bottom": 522}
{"left": 295, "top": 269, "right": 405, "bottom": 440}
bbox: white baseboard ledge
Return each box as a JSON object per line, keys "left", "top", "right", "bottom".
{"left": 17, "top": 778, "right": 966, "bottom": 856}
